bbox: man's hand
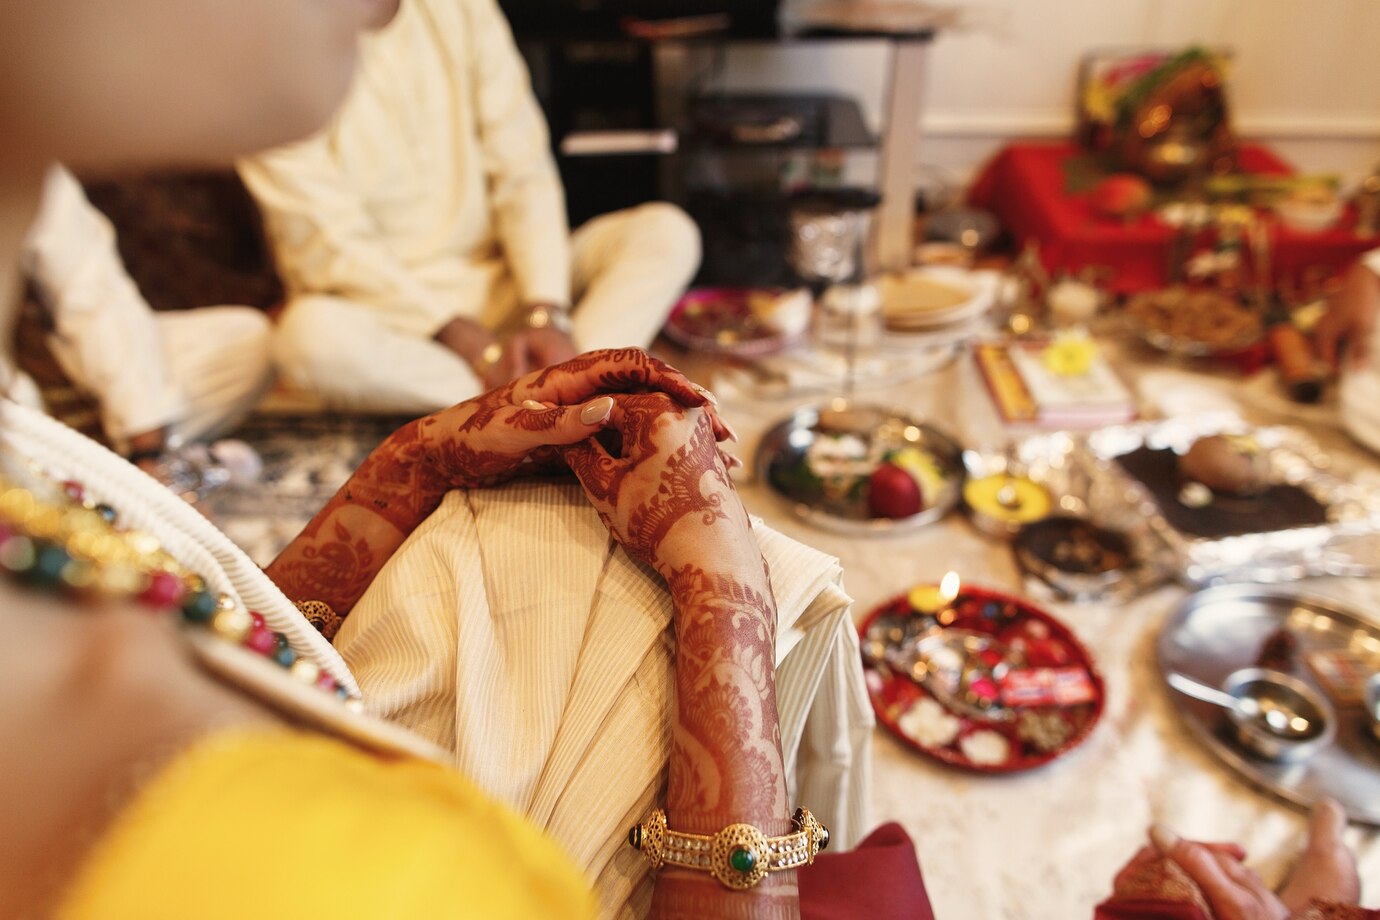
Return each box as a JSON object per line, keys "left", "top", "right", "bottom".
{"left": 433, "top": 315, "right": 503, "bottom": 382}
{"left": 1316, "top": 261, "right": 1380, "bottom": 370}
{"left": 510, "top": 324, "right": 578, "bottom": 372}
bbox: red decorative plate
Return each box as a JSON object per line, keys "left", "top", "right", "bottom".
{"left": 859, "top": 583, "right": 1105, "bottom": 773}
{"left": 662, "top": 287, "right": 799, "bottom": 357}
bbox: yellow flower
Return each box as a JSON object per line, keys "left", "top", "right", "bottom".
{"left": 1042, "top": 333, "right": 1098, "bottom": 377}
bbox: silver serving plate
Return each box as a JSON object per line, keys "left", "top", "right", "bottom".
{"left": 1157, "top": 584, "right": 1380, "bottom": 825}
{"left": 755, "top": 400, "right": 964, "bottom": 536}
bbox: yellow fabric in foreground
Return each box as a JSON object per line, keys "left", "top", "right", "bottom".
{"left": 56, "top": 729, "right": 597, "bottom": 920}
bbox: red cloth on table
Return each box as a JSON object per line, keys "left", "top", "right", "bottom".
{"left": 798, "top": 822, "right": 935, "bottom": 920}
{"left": 968, "top": 142, "right": 1377, "bottom": 294}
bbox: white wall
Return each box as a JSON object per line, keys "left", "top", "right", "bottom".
{"left": 705, "top": 0, "right": 1380, "bottom": 191}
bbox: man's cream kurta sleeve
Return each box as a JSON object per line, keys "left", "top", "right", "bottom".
{"left": 465, "top": 0, "right": 572, "bottom": 308}
{"left": 21, "top": 165, "right": 185, "bottom": 440}
{"left": 240, "top": 143, "right": 458, "bottom": 338}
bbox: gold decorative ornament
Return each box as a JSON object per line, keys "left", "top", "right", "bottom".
{"left": 627, "top": 807, "right": 829, "bottom": 890}
{"left": 295, "top": 599, "right": 343, "bottom": 640}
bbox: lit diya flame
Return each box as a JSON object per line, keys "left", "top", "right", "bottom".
{"left": 937, "top": 571, "right": 961, "bottom": 624}
{"left": 908, "top": 571, "right": 962, "bottom": 620}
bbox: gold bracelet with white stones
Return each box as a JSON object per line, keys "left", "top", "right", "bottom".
{"left": 627, "top": 807, "right": 829, "bottom": 890}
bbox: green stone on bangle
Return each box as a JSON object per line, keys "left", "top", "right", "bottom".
{"left": 729, "top": 846, "right": 757, "bottom": 874}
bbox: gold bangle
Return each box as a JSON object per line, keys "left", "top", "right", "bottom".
{"left": 294, "top": 599, "right": 343, "bottom": 641}
{"left": 627, "top": 807, "right": 829, "bottom": 890}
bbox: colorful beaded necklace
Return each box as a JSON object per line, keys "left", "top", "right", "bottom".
{"left": 0, "top": 465, "right": 359, "bottom": 708}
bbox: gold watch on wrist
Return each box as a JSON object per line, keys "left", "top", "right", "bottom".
{"left": 524, "top": 303, "right": 572, "bottom": 334}
{"left": 627, "top": 807, "right": 829, "bottom": 890}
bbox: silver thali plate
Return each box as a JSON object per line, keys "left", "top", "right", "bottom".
{"left": 754, "top": 400, "right": 964, "bottom": 536}
{"left": 1157, "top": 583, "right": 1380, "bottom": 825}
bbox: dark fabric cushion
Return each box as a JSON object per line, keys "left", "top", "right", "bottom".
{"left": 80, "top": 170, "right": 283, "bottom": 314}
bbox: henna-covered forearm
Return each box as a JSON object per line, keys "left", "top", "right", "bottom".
{"left": 663, "top": 564, "right": 788, "bottom": 834}
{"left": 266, "top": 417, "right": 453, "bottom": 613}
{"left": 651, "top": 562, "right": 799, "bottom": 919}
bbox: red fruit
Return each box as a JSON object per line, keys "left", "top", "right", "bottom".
{"left": 1090, "top": 173, "right": 1152, "bottom": 220}
{"left": 868, "top": 463, "right": 923, "bottom": 519}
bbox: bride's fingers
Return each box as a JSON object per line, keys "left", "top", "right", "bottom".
{"left": 516, "top": 348, "right": 713, "bottom": 411}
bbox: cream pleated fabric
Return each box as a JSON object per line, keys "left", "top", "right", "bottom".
{"left": 334, "top": 480, "right": 872, "bottom": 918}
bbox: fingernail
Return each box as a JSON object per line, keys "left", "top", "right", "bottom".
{"left": 580, "top": 396, "right": 614, "bottom": 425}
{"left": 727, "top": 454, "right": 744, "bottom": 470}
{"left": 723, "top": 419, "right": 740, "bottom": 443}
{"left": 1149, "top": 823, "right": 1180, "bottom": 855}
{"left": 521, "top": 399, "right": 546, "bottom": 411}
{"left": 692, "top": 383, "right": 719, "bottom": 407}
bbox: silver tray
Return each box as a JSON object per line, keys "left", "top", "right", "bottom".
{"left": 979, "top": 414, "right": 1380, "bottom": 587}
{"left": 1157, "top": 584, "right": 1380, "bottom": 825}
{"left": 755, "top": 401, "right": 964, "bottom": 536}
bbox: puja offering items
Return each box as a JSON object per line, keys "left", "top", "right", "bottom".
{"left": 1013, "top": 515, "right": 1138, "bottom": 600}
{"left": 984, "top": 416, "right": 1380, "bottom": 585}
{"left": 1119, "top": 440, "right": 1327, "bottom": 538}
{"left": 1177, "top": 434, "right": 1270, "bottom": 496}
{"left": 1089, "top": 173, "right": 1152, "bottom": 221}
{"left": 662, "top": 287, "right": 807, "bottom": 357}
{"left": 974, "top": 340, "right": 1136, "bottom": 429}
{"left": 1274, "top": 183, "right": 1345, "bottom": 234}
{"left": 963, "top": 472, "right": 1053, "bottom": 537}
{"left": 875, "top": 267, "right": 993, "bottom": 332}
{"left": 861, "top": 583, "right": 1104, "bottom": 773}
{"left": 1158, "top": 584, "right": 1380, "bottom": 824}
{"left": 1267, "top": 322, "right": 1325, "bottom": 404}
{"left": 757, "top": 403, "right": 963, "bottom": 535}
{"left": 1124, "top": 287, "right": 1263, "bottom": 356}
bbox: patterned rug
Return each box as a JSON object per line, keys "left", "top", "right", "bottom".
{"left": 199, "top": 412, "right": 412, "bottom": 566}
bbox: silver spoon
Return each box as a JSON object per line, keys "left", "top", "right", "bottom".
{"left": 1166, "top": 671, "right": 1306, "bottom": 737}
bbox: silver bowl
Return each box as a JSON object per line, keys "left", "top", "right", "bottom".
{"left": 1222, "top": 667, "right": 1336, "bottom": 764}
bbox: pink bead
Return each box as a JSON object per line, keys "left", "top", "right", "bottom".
{"left": 245, "top": 625, "right": 277, "bottom": 656}
{"left": 249, "top": 610, "right": 266, "bottom": 629}
{"left": 315, "top": 672, "right": 337, "bottom": 693}
{"left": 141, "top": 571, "right": 186, "bottom": 609}
{"left": 62, "top": 480, "right": 84, "bottom": 502}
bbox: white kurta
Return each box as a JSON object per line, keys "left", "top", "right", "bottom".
{"left": 20, "top": 165, "right": 274, "bottom": 446}
{"left": 1340, "top": 248, "right": 1380, "bottom": 454}
{"left": 240, "top": 0, "right": 699, "bottom": 413}
{"left": 334, "top": 481, "right": 873, "bottom": 919}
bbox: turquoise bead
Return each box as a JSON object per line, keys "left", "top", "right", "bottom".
{"left": 729, "top": 846, "right": 757, "bottom": 874}
{"left": 182, "top": 590, "right": 218, "bottom": 623}
{"left": 31, "top": 544, "right": 71, "bottom": 585}
{"left": 273, "top": 645, "right": 297, "bottom": 668}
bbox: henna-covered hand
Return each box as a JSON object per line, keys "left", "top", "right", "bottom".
{"left": 558, "top": 392, "right": 746, "bottom": 577}
{"left": 268, "top": 350, "right": 725, "bottom": 617}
